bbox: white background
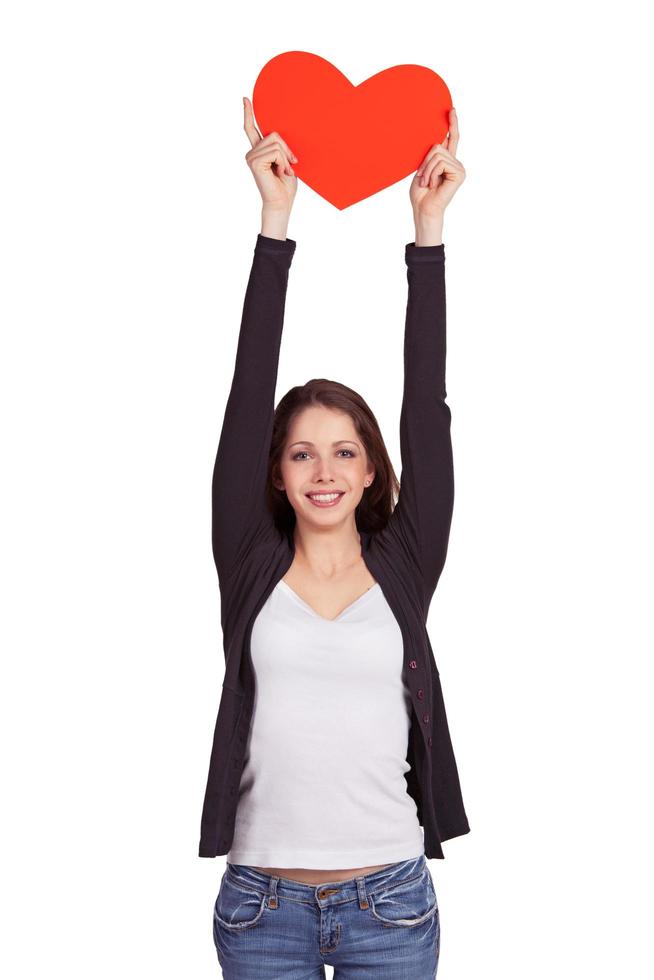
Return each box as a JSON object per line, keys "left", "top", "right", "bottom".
{"left": 1, "top": 1, "right": 652, "bottom": 977}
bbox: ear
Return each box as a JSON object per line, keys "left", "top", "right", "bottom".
{"left": 365, "top": 466, "right": 376, "bottom": 487}
{"left": 271, "top": 461, "right": 285, "bottom": 493}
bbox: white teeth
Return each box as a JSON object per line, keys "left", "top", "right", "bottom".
{"left": 309, "top": 493, "right": 342, "bottom": 502}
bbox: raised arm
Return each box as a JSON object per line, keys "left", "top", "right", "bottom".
{"left": 377, "top": 241, "right": 453, "bottom": 611}
{"left": 212, "top": 97, "right": 300, "bottom": 586}
{"left": 401, "top": 241, "right": 452, "bottom": 605}
{"left": 375, "top": 114, "right": 466, "bottom": 613}
{"left": 211, "top": 234, "right": 296, "bottom": 585}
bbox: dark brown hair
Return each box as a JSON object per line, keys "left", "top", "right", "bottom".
{"left": 266, "top": 378, "right": 400, "bottom": 540}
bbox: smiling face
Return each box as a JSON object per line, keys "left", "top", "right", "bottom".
{"left": 273, "top": 405, "right": 375, "bottom": 529}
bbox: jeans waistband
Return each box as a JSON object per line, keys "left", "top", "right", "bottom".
{"left": 225, "top": 853, "right": 426, "bottom": 908}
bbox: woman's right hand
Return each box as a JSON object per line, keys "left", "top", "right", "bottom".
{"left": 243, "top": 96, "right": 298, "bottom": 217}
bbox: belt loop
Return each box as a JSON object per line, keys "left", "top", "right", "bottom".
{"left": 355, "top": 875, "right": 369, "bottom": 910}
{"left": 267, "top": 875, "right": 280, "bottom": 910}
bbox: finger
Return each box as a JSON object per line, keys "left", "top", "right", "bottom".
{"left": 243, "top": 96, "right": 263, "bottom": 148}
{"left": 416, "top": 141, "right": 452, "bottom": 176}
{"left": 421, "top": 147, "right": 461, "bottom": 185}
{"left": 421, "top": 153, "right": 461, "bottom": 188}
{"left": 267, "top": 141, "right": 296, "bottom": 175}
{"left": 417, "top": 144, "right": 446, "bottom": 181}
{"left": 419, "top": 159, "right": 446, "bottom": 188}
{"left": 428, "top": 160, "right": 447, "bottom": 188}
{"left": 258, "top": 129, "right": 298, "bottom": 164}
{"left": 447, "top": 107, "right": 460, "bottom": 156}
{"left": 436, "top": 145, "right": 458, "bottom": 165}
{"left": 264, "top": 144, "right": 295, "bottom": 177}
{"left": 250, "top": 143, "right": 295, "bottom": 178}
{"left": 416, "top": 146, "right": 436, "bottom": 179}
{"left": 443, "top": 119, "right": 451, "bottom": 152}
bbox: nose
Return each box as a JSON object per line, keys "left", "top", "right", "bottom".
{"left": 312, "top": 460, "right": 337, "bottom": 483}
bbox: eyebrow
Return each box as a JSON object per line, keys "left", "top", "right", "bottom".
{"left": 288, "top": 440, "right": 360, "bottom": 448}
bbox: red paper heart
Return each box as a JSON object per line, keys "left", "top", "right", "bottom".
{"left": 252, "top": 52, "right": 453, "bottom": 210}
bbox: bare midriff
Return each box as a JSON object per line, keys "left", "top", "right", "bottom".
{"left": 252, "top": 864, "right": 394, "bottom": 884}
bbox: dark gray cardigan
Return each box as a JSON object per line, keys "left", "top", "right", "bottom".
{"left": 199, "top": 233, "right": 470, "bottom": 859}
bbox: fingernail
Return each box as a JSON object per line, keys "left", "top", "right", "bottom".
{"left": 292, "top": 155, "right": 298, "bottom": 162}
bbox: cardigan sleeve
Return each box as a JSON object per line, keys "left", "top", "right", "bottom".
{"left": 211, "top": 233, "right": 297, "bottom": 585}
{"left": 381, "top": 242, "right": 454, "bottom": 611}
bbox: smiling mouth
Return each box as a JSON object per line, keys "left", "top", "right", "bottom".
{"left": 305, "top": 491, "right": 346, "bottom": 508}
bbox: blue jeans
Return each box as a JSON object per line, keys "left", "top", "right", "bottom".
{"left": 212, "top": 852, "right": 440, "bottom": 978}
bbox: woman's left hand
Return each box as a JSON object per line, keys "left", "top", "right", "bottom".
{"left": 410, "top": 108, "right": 466, "bottom": 220}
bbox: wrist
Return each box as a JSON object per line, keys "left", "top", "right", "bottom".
{"left": 413, "top": 211, "right": 444, "bottom": 247}
{"left": 261, "top": 208, "right": 291, "bottom": 241}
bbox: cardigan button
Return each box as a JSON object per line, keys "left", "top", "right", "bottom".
{"left": 428, "top": 736, "right": 433, "bottom": 747}
{"left": 417, "top": 688, "right": 424, "bottom": 700}
{"left": 409, "top": 660, "right": 418, "bottom": 669}
{"left": 422, "top": 713, "right": 430, "bottom": 724}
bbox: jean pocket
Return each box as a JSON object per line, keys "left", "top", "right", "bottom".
{"left": 369, "top": 867, "right": 439, "bottom": 928}
{"left": 213, "top": 872, "right": 267, "bottom": 931}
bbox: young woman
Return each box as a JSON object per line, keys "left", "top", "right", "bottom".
{"left": 204, "top": 96, "right": 469, "bottom": 977}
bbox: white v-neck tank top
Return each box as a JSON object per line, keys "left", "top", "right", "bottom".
{"left": 225, "top": 578, "right": 425, "bottom": 868}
